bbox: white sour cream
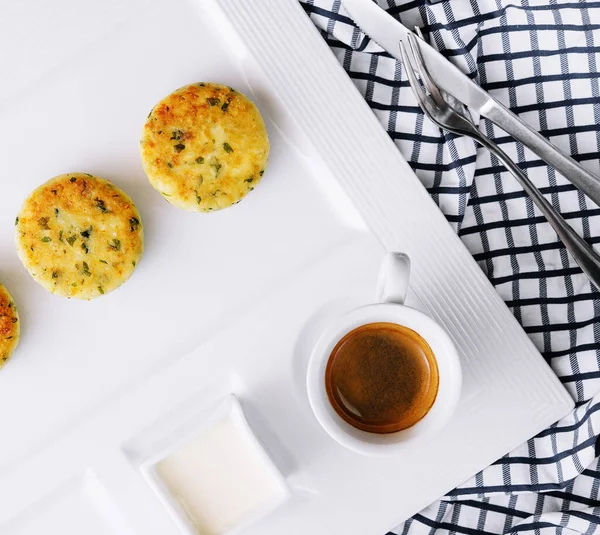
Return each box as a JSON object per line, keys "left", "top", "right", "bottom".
{"left": 155, "top": 413, "right": 286, "bottom": 535}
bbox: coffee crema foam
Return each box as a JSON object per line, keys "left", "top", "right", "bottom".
{"left": 325, "top": 322, "right": 439, "bottom": 434}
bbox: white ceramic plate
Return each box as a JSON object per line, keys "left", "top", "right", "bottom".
{"left": 0, "top": 0, "right": 573, "bottom": 534}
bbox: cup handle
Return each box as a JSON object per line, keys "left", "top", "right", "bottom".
{"left": 376, "top": 253, "right": 411, "bottom": 305}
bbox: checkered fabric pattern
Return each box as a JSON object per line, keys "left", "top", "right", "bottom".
{"left": 298, "top": 0, "right": 600, "bottom": 533}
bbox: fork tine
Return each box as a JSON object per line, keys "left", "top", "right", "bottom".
{"left": 399, "top": 41, "right": 429, "bottom": 110}
{"left": 410, "top": 29, "right": 475, "bottom": 122}
{"left": 399, "top": 41, "right": 439, "bottom": 123}
{"left": 414, "top": 26, "right": 426, "bottom": 41}
{"left": 406, "top": 32, "right": 445, "bottom": 107}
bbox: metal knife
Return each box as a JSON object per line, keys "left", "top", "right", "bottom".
{"left": 342, "top": 0, "right": 600, "bottom": 208}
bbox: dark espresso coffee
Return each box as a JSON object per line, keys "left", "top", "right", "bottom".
{"left": 325, "top": 322, "right": 439, "bottom": 434}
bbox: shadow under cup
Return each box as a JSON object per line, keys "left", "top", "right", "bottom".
{"left": 307, "top": 304, "right": 462, "bottom": 455}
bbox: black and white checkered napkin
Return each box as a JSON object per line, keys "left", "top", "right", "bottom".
{"left": 299, "top": 0, "right": 600, "bottom": 533}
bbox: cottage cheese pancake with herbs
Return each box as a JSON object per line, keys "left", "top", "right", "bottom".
{"left": 140, "top": 83, "right": 269, "bottom": 212}
{"left": 16, "top": 173, "right": 144, "bottom": 300}
{"left": 0, "top": 284, "right": 19, "bottom": 368}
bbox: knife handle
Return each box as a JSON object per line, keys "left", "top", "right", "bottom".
{"left": 476, "top": 132, "right": 600, "bottom": 290}
{"left": 484, "top": 102, "right": 600, "bottom": 208}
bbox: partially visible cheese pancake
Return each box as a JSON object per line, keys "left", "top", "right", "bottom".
{"left": 16, "top": 173, "right": 144, "bottom": 300}
{"left": 0, "top": 284, "right": 19, "bottom": 368}
{"left": 140, "top": 83, "right": 269, "bottom": 212}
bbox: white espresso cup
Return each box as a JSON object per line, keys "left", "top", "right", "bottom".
{"left": 306, "top": 252, "right": 462, "bottom": 455}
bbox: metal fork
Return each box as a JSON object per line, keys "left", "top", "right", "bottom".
{"left": 400, "top": 31, "right": 600, "bottom": 289}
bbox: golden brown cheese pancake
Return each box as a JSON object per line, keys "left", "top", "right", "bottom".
{"left": 140, "top": 83, "right": 269, "bottom": 212}
{"left": 0, "top": 284, "right": 19, "bottom": 368}
{"left": 16, "top": 173, "right": 143, "bottom": 300}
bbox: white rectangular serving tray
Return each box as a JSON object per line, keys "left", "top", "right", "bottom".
{"left": 0, "top": 0, "right": 573, "bottom": 534}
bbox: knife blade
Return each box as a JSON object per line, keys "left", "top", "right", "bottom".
{"left": 342, "top": 0, "right": 600, "bottom": 208}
